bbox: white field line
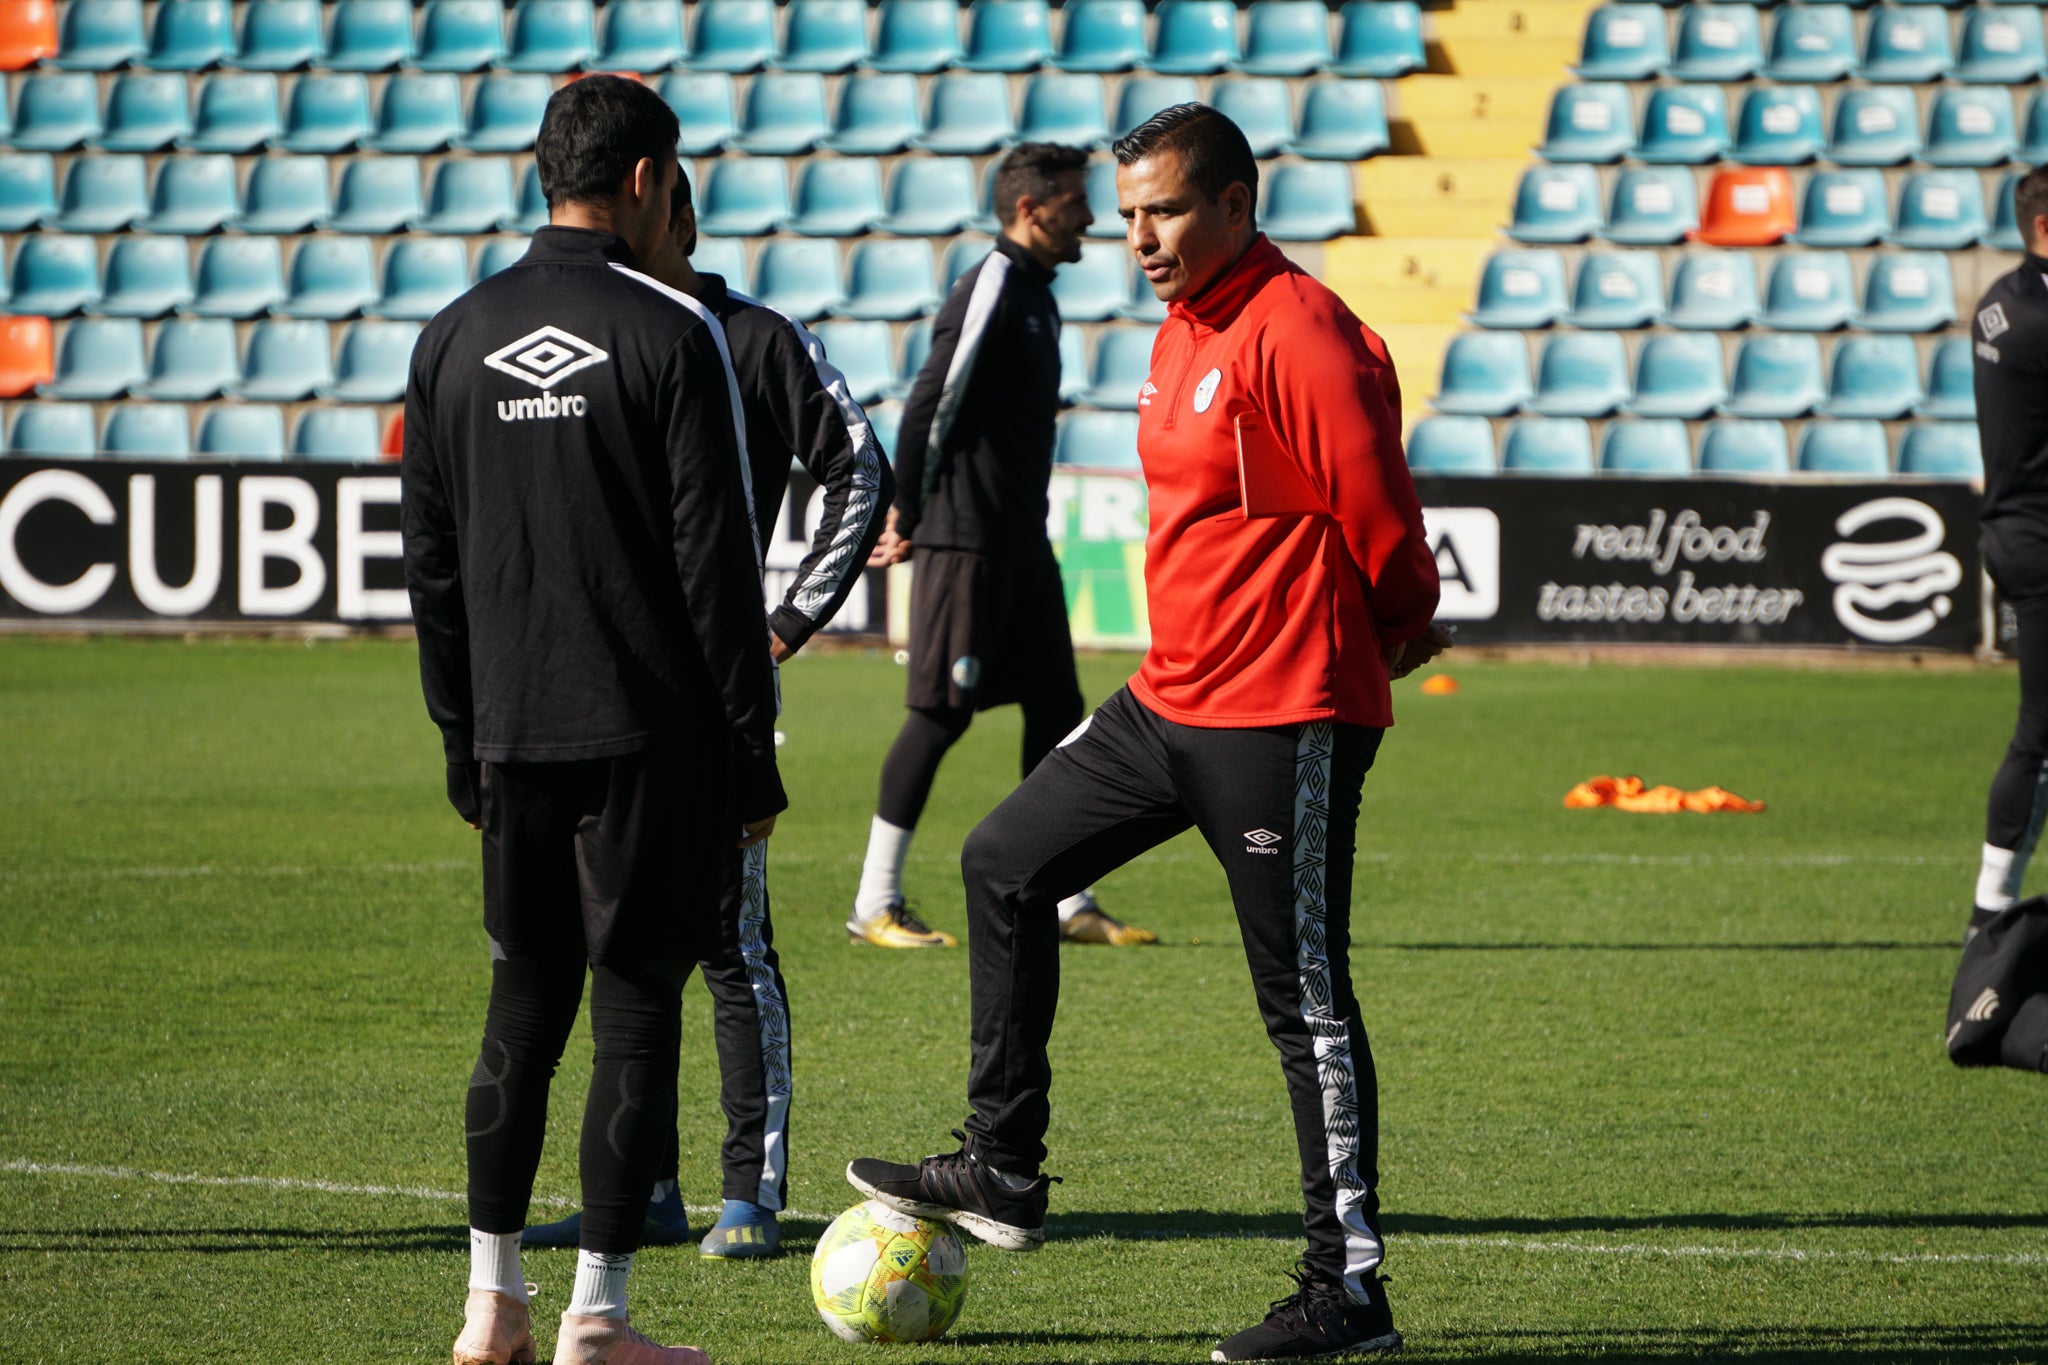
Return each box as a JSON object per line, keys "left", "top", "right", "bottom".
{"left": 6, "top": 1160, "right": 2044, "bottom": 1268}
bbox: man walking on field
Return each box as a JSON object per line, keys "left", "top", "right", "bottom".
{"left": 848, "top": 104, "right": 1451, "bottom": 1362}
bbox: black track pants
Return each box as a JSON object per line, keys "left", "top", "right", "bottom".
{"left": 691, "top": 838, "right": 794, "bottom": 1209}
{"left": 1985, "top": 524, "right": 2048, "bottom": 854}
{"left": 958, "top": 687, "right": 1387, "bottom": 1298}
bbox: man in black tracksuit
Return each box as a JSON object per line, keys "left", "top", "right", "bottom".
{"left": 404, "top": 76, "right": 778, "bottom": 1365}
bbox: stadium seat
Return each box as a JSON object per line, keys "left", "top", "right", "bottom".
{"left": 142, "top": 154, "right": 240, "bottom": 234}
{"left": 13, "top": 73, "right": 103, "bottom": 150}
{"left": 415, "top": 158, "right": 517, "bottom": 235}
{"left": 279, "top": 73, "right": 374, "bottom": 153}
{"left": 1054, "top": 410, "right": 1142, "bottom": 470}
{"left": 1697, "top": 419, "right": 1790, "bottom": 476}
{"left": 196, "top": 405, "right": 287, "bottom": 461}
{"left": 1919, "top": 338, "right": 1976, "bottom": 420}
{"left": 53, "top": 155, "right": 149, "bottom": 233}
{"left": 1820, "top": 335, "right": 1923, "bottom": 420}
{"left": 1624, "top": 333, "right": 1726, "bottom": 419}
{"left": 1260, "top": 163, "right": 1356, "bottom": 241}
{"left": 503, "top": 0, "right": 595, "bottom": 71}
{"left": 839, "top": 240, "right": 939, "bottom": 321}
{"left": 866, "top": 403, "right": 903, "bottom": 461}
{"left": 1508, "top": 165, "right": 1603, "bottom": 244}
{"left": 366, "top": 73, "right": 464, "bottom": 153}
{"left": 1112, "top": 75, "right": 1201, "bottom": 141}
{"left": 458, "top": 74, "right": 550, "bottom": 152}
{"left": 1539, "top": 83, "right": 1636, "bottom": 163}
{"left": 689, "top": 237, "right": 746, "bottom": 284}
{"left": 877, "top": 157, "right": 977, "bottom": 235}
{"left": 99, "top": 72, "right": 194, "bottom": 152}
{"left": 660, "top": 72, "right": 739, "bottom": 154}
{"left": 1149, "top": 0, "right": 1239, "bottom": 74}
{"left": 1794, "top": 420, "right": 1889, "bottom": 477}
{"left": 819, "top": 72, "right": 920, "bottom": 154}
{"left": 1080, "top": 159, "right": 1125, "bottom": 238}
{"left": 323, "top": 320, "right": 417, "bottom": 403}
{"left": 871, "top": 0, "right": 964, "bottom": 72}
{"left": 697, "top": 158, "right": 790, "bottom": 236}
{"left": 236, "top": 0, "right": 324, "bottom": 71}
{"left": 731, "top": 71, "right": 831, "bottom": 154}
{"left": 233, "top": 319, "right": 331, "bottom": 403}
{"left": 182, "top": 72, "right": 281, "bottom": 153}
{"left": 415, "top": 0, "right": 505, "bottom": 71}
{"left": 1923, "top": 89, "right": 2018, "bottom": 168}
{"left": 325, "top": 0, "right": 416, "bottom": 71}
{"left": 45, "top": 318, "right": 146, "bottom": 400}
{"left": 1287, "top": 80, "right": 1388, "bottom": 161}
{"left": 1574, "top": 3, "right": 1669, "bottom": 80}
{"left": 591, "top": 0, "right": 684, "bottom": 71}
{"left": 1989, "top": 171, "right": 2027, "bottom": 253}
{"left": 1955, "top": 6, "right": 2048, "bottom": 84}
{"left": 1762, "top": 4, "right": 1855, "bottom": 83}
{"left": 1566, "top": 249, "right": 1664, "bottom": 329}
{"left": 963, "top": 0, "right": 1051, "bottom": 71}
{"left": 1860, "top": 5, "right": 1952, "bottom": 83}
{"left": 52, "top": 0, "right": 145, "bottom": 70}
{"left": 137, "top": 316, "right": 239, "bottom": 401}
{"left": 10, "top": 236, "right": 102, "bottom": 317}
{"left": 280, "top": 237, "right": 376, "bottom": 321}
{"left": 328, "top": 157, "right": 424, "bottom": 235}
{"left": 8, "top": 403, "right": 96, "bottom": 457}
{"left": 1760, "top": 252, "right": 1856, "bottom": 332}
{"left": 1889, "top": 170, "right": 1990, "bottom": 251}
{"left": 1529, "top": 333, "right": 1630, "bottom": 419}
{"left": 374, "top": 238, "right": 468, "bottom": 321}
{"left": 475, "top": 237, "right": 528, "bottom": 283}
{"left": 1789, "top": 168, "right": 1889, "bottom": 247}
{"left": 914, "top": 72, "right": 1017, "bottom": 153}
{"left": 189, "top": 237, "right": 285, "bottom": 318}
{"left": 0, "top": 153, "right": 56, "bottom": 231}
{"left": 1502, "top": 418, "right": 1594, "bottom": 476}
{"left": 1057, "top": 326, "right": 1089, "bottom": 403}
{"left": 889, "top": 318, "right": 932, "bottom": 398}
{"left": 1121, "top": 260, "right": 1167, "bottom": 322}
{"left": 1431, "top": 333, "right": 1532, "bottom": 416}
{"left": 1693, "top": 166, "right": 1794, "bottom": 246}
{"left": 1469, "top": 250, "right": 1570, "bottom": 330}
{"left": 1211, "top": 79, "right": 1292, "bottom": 158}
{"left": 1665, "top": 251, "right": 1760, "bottom": 331}
{"left": 293, "top": 408, "right": 385, "bottom": 462}
{"left": 807, "top": 320, "right": 893, "bottom": 405}
{"left": 1860, "top": 253, "right": 1957, "bottom": 333}
{"left": 1731, "top": 86, "right": 1823, "bottom": 166}
{"left": 507, "top": 163, "right": 548, "bottom": 233}
{"left": 1825, "top": 88, "right": 1920, "bottom": 166}
{"left": 1405, "top": 416, "right": 1495, "bottom": 475}
{"left": 236, "top": 156, "right": 330, "bottom": 235}
{"left": 96, "top": 236, "right": 193, "bottom": 318}
{"left": 1600, "top": 419, "right": 1692, "bottom": 475}
{"left": 148, "top": 0, "right": 234, "bottom": 70}
{"left": 2019, "top": 91, "right": 2048, "bottom": 168}
{"left": 1056, "top": 0, "right": 1146, "bottom": 72}
{"left": 1897, "top": 423, "right": 1982, "bottom": 479}
{"left": 1051, "top": 242, "right": 1135, "bottom": 322}
{"left": 0, "top": 316, "right": 54, "bottom": 398}
{"left": 1602, "top": 166, "right": 1697, "bottom": 244}
{"left": 382, "top": 411, "right": 405, "bottom": 458}
{"left": 753, "top": 239, "right": 847, "bottom": 321}
{"left": 1240, "top": 0, "right": 1333, "bottom": 77}
{"left": 101, "top": 404, "right": 192, "bottom": 460}
{"left": 1017, "top": 71, "right": 1111, "bottom": 147}
{"left": 1636, "top": 85, "right": 1730, "bottom": 165}
{"left": 1076, "top": 328, "right": 1156, "bottom": 411}
{"left": 687, "top": 0, "right": 776, "bottom": 72}
{"left": 778, "top": 0, "right": 870, "bottom": 72}
{"left": 1724, "top": 334, "right": 1825, "bottom": 418}
{"left": 791, "top": 157, "right": 886, "bottom": 236}
{"left": 1332, "top": 0, "right": 1424, "bottom": 78}
{"left": 1668, "top": 3, "right": 1762, "bottom": 81}
{"left": 0, "top": 0, "right": 59, "bottom": 70}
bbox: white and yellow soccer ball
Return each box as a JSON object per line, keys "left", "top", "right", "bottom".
{"left": 809, "top": 1199, "right": 970, "bottom": 1344}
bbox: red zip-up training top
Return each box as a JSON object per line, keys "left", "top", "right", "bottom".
{"left": 1129, "top": 235, "right": 1439, "bottom": 731}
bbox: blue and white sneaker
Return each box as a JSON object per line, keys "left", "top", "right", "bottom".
{"left": 522, "top": 1181, "right": 692, "bottom": 1250}
{"left": 698, "top": 1199, "right": 780, "bottom": 1259}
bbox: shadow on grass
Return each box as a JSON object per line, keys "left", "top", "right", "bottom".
{"left": 1418, "top": 1321, "right": 2048, "bottom": 1363}
{"left": 0, "top": 1224, "right": 466, "bottom": 1254}
{"left": 1050, "top": 1209, "right": 2048, "bottom": 1241}
{"left": 1368, "top": 941, "right": 1954, "bottom": 953}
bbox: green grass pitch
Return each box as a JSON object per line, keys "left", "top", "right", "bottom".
{"left": 2, "top": 636, "right": 2044, "bottom": 1363}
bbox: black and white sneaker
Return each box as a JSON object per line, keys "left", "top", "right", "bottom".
{"left": 846, "top": 1129, "right": 1054, "bottom": 1252}
{"left": 1210, "top": 1264, "right": 1402, "bottom": 1362}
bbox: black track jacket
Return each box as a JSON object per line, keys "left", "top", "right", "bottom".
{"left": 401, "top": 226, "right": 786, "bottom": 823}
{"left": 892, "top": 234, "right": 1061, "bottom": 559}
{"left": 1976, "top": 250, "right": 2048, "bottom": 529}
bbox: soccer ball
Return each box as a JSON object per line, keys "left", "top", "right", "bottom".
{"left": 809, "top": 1200, "right": 969, "bottom": 1344}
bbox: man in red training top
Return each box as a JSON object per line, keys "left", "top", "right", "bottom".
{"left": 847, "top": 103, "right": 1452, "bottom": 1362}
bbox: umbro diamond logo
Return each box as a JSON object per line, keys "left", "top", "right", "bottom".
{"left": 1978, "top": 302, "right": 2010, "bottom": 342}
{"left": 1966, "top": 987, "right": 2001, "bottom": 1023}
{"left": 1243, "top": 828, "right": 1283, "bottom": 855}
{"left": 485, "top": 325, "right": 610, "bottom": 391}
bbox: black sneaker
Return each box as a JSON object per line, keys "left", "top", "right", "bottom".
{"left": 1965, "top": 905, "right": 2001, "bottom": 948}
{"left": 846, "top": 1129, "right": 1054, "bottom": 1252}
{"left": 1210, "top": 1264, "right": 1402, "bottom": 1362}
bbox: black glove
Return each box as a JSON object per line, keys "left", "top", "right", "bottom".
{"left": 446, "top": 760, "right": 483, "bottom": 826}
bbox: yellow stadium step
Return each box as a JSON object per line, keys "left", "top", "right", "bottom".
{"left": 1354, "top": 157, "right": 1525, "bottom": 238}
{"left": 1320, "top": 238, "right": 1492, "bottom": 327}
{"left": 1386, "top": 75, "right": 1560, "bottom": 158}
{"left": 1370, "top": 322, "right": 1461, "bottom": 431}
{"left": 1428, "top": 0, "right": 1600, "bottom": 46}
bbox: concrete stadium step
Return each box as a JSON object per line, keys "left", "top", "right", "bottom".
{"left": 1320, "top": 238, "right": 1493, "bottom": 327}
{"left": 1354, "top": 157, "right": 1525, "bottom": 238}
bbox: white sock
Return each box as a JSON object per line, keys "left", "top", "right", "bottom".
{"left": 1978, "top": 843, "right": 2021, "bottom": 911}
{"left": 1056, "top": 889, "right": 1097, "bottom": 924}
{"left": 567, "top": 1250, "right": 632, "bottom": 1320}
{"left": 854, "top": 816, "right": 913, "bottom": 918}
{"left": 468, "top": 1229, "right": 527, "bottom": 1303}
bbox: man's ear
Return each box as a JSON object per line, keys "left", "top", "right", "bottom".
{"left": 679, "top": 204, "right": 699, "bottom": 260}
{"left": 1221, "top": 180, "right": 1253, "bottom": 231}
{"left": 630, "top": 155, "right": 658, "bottom": 208}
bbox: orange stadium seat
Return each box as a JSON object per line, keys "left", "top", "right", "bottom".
{"left": 1692, "top": 166, "right": 1794, "bottom": 246}
{"left": 0, "top": 0, "right": 59, "bottom": 69}
{"left": 382, "top": 410, "right": 405, "bottom": 460}
{"left": 0, "top": 315, "right": 55, "bottom": 397}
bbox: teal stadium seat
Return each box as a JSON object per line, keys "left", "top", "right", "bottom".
{"left": 13, "top": 72, "right": 102, "bottom": 150}
{"left": 506, "top": 163, "right": 547, "bottom": 232}
{"left": 54, "top": 155, "right": 149, "bottom": 232}
{"left": 820, "top": 72, "right": 920, "bottom": 154}
{"left": 1861, "top": 252, "right": 1956, "bottom": 333}
{"left": 197, "top": 406, "right": 287, "bottom": 460}
{"left": 183, "top": 72, "right": 282, "bottom": 153}
{"left": 688, "top": 237, "right": 746, "bottom": 285}
{"left": 234, "top": 319, "right": 333, "bottom": 403}
{"left": 1018, "top": 72, "right": 1110, "bottom": 147}
{"left": 53, "top": 0, "right": 146, "bottom": 70}
{"left": 687, "top": 0, "right": 776, "bottom": 72}
{"left": 791, "top": 157, "right": 886, "bottom": 236}
{"left": 1083, "top": 160, "right": 1124, "bottom": 238}
{"left": 1332, "top": 0, "right": 1423, "bottom": 78}
{"left": 1566, "top": 249, "right": 1663, "bottom": 329}
{"left": 46, "top": 318, "right": 146, "bottom": 400}
{"left": 1697, "top": 419, "right": 1790, "bottom": 476}
{"left": 279, "top": 73, "right": 373, "bottom": 153}
{"left": 138, "top": 317, "right": 239, "bottom": 401}
{"left": 1624, "top": 333, "right": 1727, "bottom": 419}
{"left": 189, "top": 237, "right": 285, "bottom": 318}
{"left": 1539, "top": 83, "right": 1635, "bottom": 164}
{"left": 1668, "top": 3, "right": 1761, "bottom": 82}
{"left": 143, "top": 153, "right": 240, "bottom": 234}
{"left": 415, "top": 0, "right": 505, "bottom": 71}
{"left": 1789, "top": 168, "right": 1888, "bottom": 247}
{"left": 2018, "top": 91, "right": 2048, "bottom": 167}
{"left": 238, "top": 156, "right": 330, "bottom": 234}
{"left": 1121, "top": 259, "right": 1167, "bottom": 322}
{"left": 1240, "top": 0, "right": 1333, "bottom": 77}
{"left": 1990, "top": 170, "right": 2027, "bottom": 253}
{"left": 1821, "top": 335, "right": 1923, "bottom": 420}
{"left": 1602, "top": 166, "right": 1696, "bottom": 244}
{"left": 10, "top": 236, "right": 102, "bottom": 317}
{"left": 871, "top": 0, "right": 964, "bottom": 72}
{"left": 1923, "top": 89, "right": 2018, "bottom": 168}
{"left": 1575, "top": 3, "right": 1667, "bottom": 81}
{"left": 328, "top": 157, "right": 424, "bottom": 235}
{"left": 839, "top": 240, "right": 939, "bottom": 321}
{"left": 376, "top": 238, "right": 468, "bottom": 320}
{"left": 1058, "top": 327, "right": 1089, "bottom": 403}
{"left": 323, "top": 320, "right": 418, "bottom": 402}
{"left": 752, "top": 239, "right": 847, "bottom": 321}
{"left": 294, "top": 409, "right": 385, "bottom": 462}
{"left": 148, "top": 0, "right": 235, "bottom": 70}
{"left": 102, "top": 405, "right": 192, "bottom": 460}
{"left": 1795, "top": 420, "right": 1889, "bottom": 476}
{"left": 8, "top": 404, "right": 99, "bottom": 458}
{"left": 416, "top": 158, "right": 517, "bottom": 235}
{"left": 96, "top": 236, "right": 192, "bottom": 318}
{"left": 963, "top": 0, "right": 1051, "bottom": 72}
{"left": 1826, "top": 88, "right": 1921, "bottom": 166}
{"left": 591, "top": 0, "right": 685, "bottom": 71}
{"left": 1288, "top": 80, "right": 1388, "bottom": 161}
{"left": 1664, "top": 250, "right": 1759, "bottom": 331}
{"left": 1405, "top": 416, "right": 1495, "bottom": 475}
{"left": 98, "top": 73, "right": 192, "bottom": 152}
{"left": 280, "top": 237, "right": 376, "bottom": 321}
{"left": 1469, "top": 249, "right": 1570, "bottom": 330}
{"left": 458, "top": 74, "right": 550, "bottom": 152}
{"left": 945, "top": 233, "right": 992, "bottom": 288}
{"left": 1054, "top": 410, "right": 1142, "bottom": 469}
{"left": 1890, "top": 170, "right": 1989, "bottom": 250}
{"left": 1212, "top": 79, "right": 1292, "bottom": 158}
{"left": 1056, "top": 0, "right": 1146, "bottom": 73}
{"left": 1149, "top": 0, "right": 1240, "bottom": 75}
{"left": 878, "top": 157, "right": 977, "bottom": 235}
{"left": 1956, "top": 6, "right": 2048, "bottom": 84}
{"left": 1259, "top": 162, "right": 1355, "bottom": 241}
{"left": 366, "top": 72, "right": 464, "bottom": 153}
{"left": 1112, "top": 75, "right": 1200, "bottom": 141}
{"left": 1600, "top": 419, "right": 1692, "bottom": 475}
{"left": 0, "top": 154, "right": 58, "bottom": 231}
{"left": 1636, "top": 84, "right": 1728, "bottom": 165}
{"left": 697, "top": 157, "right": 791, "bottom": 236}
{"left": 475, "top": 238, "right": 528, "bottom": 283}
{"left": 1501, "top": 418, "right": 1594, "bottom": 475}
{"left": 778, "top": 0, "right": 871, "bottom": 73}
{"left": 1725, "top": 334, "right": 1825, "bottom": 418}
{"left": 810, "top": 320, "right": 893, "bottom": 404}
{"left": 1897, "top": 424, "right": 1983, "bottom": 479}
{"left": 732, "top": 71, "right": 831, "bottom": 154}
{"left": 1860, "top": 5, "right": 1951, "bottom": 83}
{"left": 1432, "top": 332, "right": 1532, "bottom": 417}
{"left": 915, "top": 72, "right": 1016, "bottom": 153}
{"left": 1508, "top": 164, "right": 1603, "bottom": 244}
{"left": 1731, "top": 85, "right": 1822, "bottom": 166}
{"left": 1051, "top": 242, "right": 1135, "bottom": 322}
{"left": 1529, "top": 332, "right": 1630, "bottom": 419}
{"left": 324, "top": 0, "right": 416, "bottom": 72}
{"left": 237, "top": 0, "right": 325, "bottom": 71}
{"left": 503, "top": 0, "right": 595, "bottom": 72}
{"left": 1918, "top": 338, "right": 1976, "bottom": 420}
{"left": 1078, "top": 328, "right": 1156, "bottom": 411}
{"left": 868, "top": 404, "right": 902, "bottom": 461}
{"left": 889, "top": 319, "right": 931, "bottom": 398}
{"left": 1761, "top": 252, "right": 1856, "bottom": 332}
{"left": 1763, "top": 4, "right": 1854, "bottom": 83}
{"left": 661, "top": 72, "right": 739, "bottom": 155}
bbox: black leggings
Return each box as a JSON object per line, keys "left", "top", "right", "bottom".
{"left": 876, "top": 696, "right": 1084, "bottom": 830}
{"left": 1986, "top": 559, "right": 2048, "bottom": 853}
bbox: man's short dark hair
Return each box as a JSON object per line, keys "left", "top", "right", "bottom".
{"left": 2017, "top": 165, "right": 2048, "bottom": 248}
{"left": 669, "top": 171, "right": 693, "bottom": 226}
{"left": 535, "top": 75, "right": 680, "bottom": 209}
{"left": 993, "top": 141, "right": 1090, "bottom": 226}
{"left": 1111, "top": 102, "right": 1259, "bottom": 216}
